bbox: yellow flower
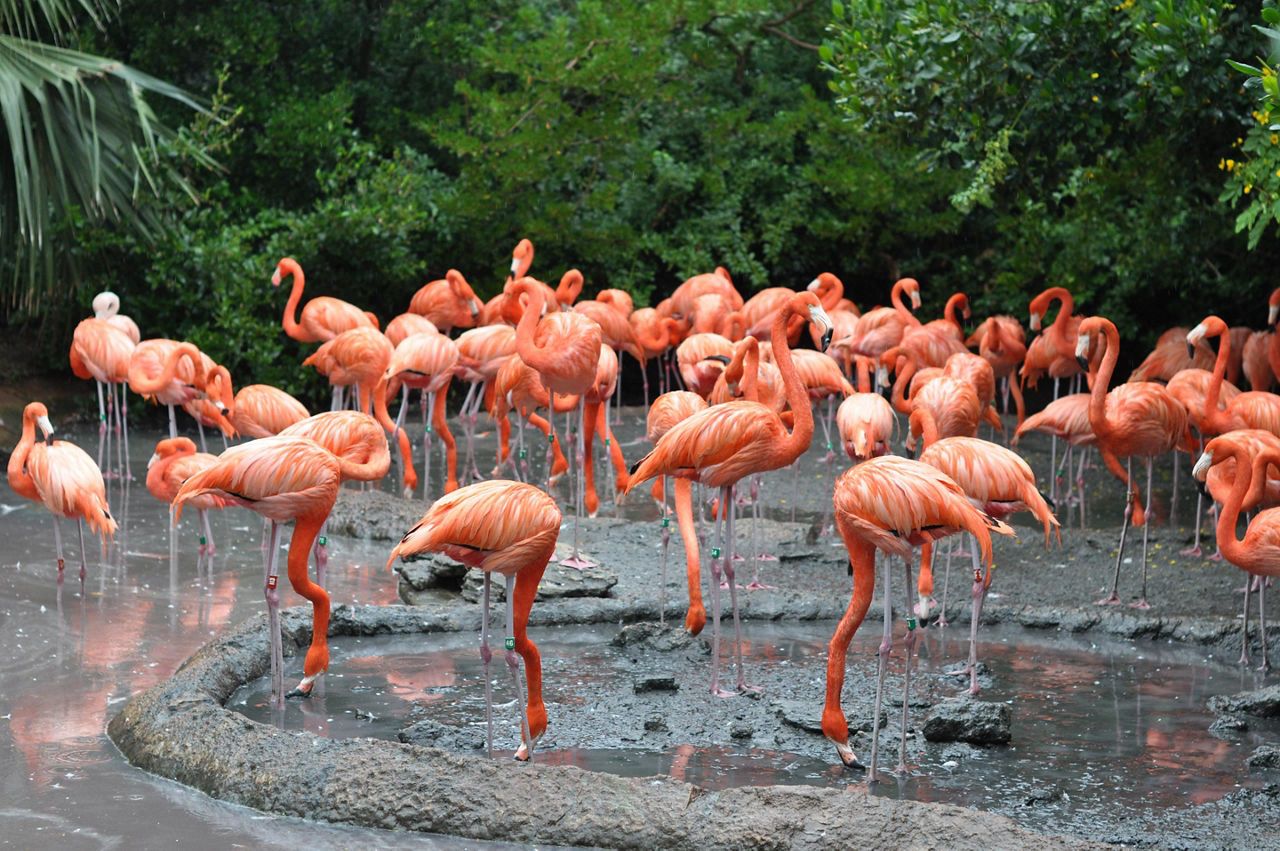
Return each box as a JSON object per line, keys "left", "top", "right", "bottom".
{"left": 1245, "top": 184, "right": 1253, "bottom": 194}
{"left": 1091, "top": 95, "right": 1099, "bottom": 103}
{"left": 1227, "top": 158, "right": 1236, "bottom": 170}
{"left": 1091, "top": 72, "right": 1099, "bottom": 79}
{"left": 1272, "top": 134, "right": 1279, "bottom": 145}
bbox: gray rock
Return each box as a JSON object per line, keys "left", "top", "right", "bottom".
{"left": 634, "top": 676, "right": 679, "bottom": 694}
{"left": 729, "top": 721, "right": 753, "bottom": 740}
{"left": 922, "top": 697, "right": 1013, "bottom": 745}
{"left": 1208, "top": 683, "right": 1280, "bottom": 718}
{"left": 460, "top": 557, "right": 618, "bottom": 602}
{"left": 611, "top": 621, "right": 703, "bottom": 652}
{"left": 1247, "top": 745, "right": 1280, "bottom": 770}
{"left": 1209, "top": 715, "right": 1249, "bottom": 735}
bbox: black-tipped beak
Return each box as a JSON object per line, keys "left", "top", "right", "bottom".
{"left": 1186, "top": 341, "right": 1195, "bottom": 359}
{"left": 1075, "top": 354, "right": 1089, "bottom": 372}
{"left": 821, "top": 327, "right": 833, "bottom": 352}
{"left": 1195, "top": 478, "right": 1209, "bottom": 499}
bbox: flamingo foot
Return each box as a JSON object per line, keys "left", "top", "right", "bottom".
{"left": 1239, "top": 649, "right": 1252, "bottom": 666}
{"left": 744, "top": 580, "right": 776, "bottom": 590}
{"left": 1179, "top": 545, "right": 1203, "bottom": 557}
{"left": 1208, "top": 551, "right": 1225, "bottom": 562}
{"left": 1094, "top": 593, "right": 1123, "bottom": 606}
{"left": 757, "top": 553, "right": 779, "bottom": 563}
{"left": 286, "top": 673, "right": 321, "bottom": 698}
{"left": 560, "top": 554, "right": 596, "bottom": 570}
{"left": 718, "top": 580, "right": 747, "bottom": 590}
{"left": 712, "top": 685, "right": 739, "bottom": 698}
{"left": 1128, "top": 598, "right": 1151, "bottom": 610}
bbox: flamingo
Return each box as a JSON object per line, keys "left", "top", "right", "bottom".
{"left": 272, "top": 257, "right": 378, "bottom": 343}
{"left": 408, "top": 269, "right": 483, "bottom": 332}
{"left": 1188, "top": 315, "right": 1280, "bottom": 438}
{"left": 383, "top": 330, "right": 460, "bottom": 498}
{"left": 173, "top": 434, "right": 341, "bottom": 707}
{"left": 487, "top": 353, "right": 573, "bottom": 486}
{"left": 626, "top": 291, "right": 834, "bottom": 696}
{"left": 127, "top": 340, "right": 211, "bottom": 438}
{"left": 676, "top": 332, "right": 735, "bottom": 398}
{"left": 1075, "top": 316, "right": 1193, "bottom": 608}
{"left": 383, "top": 312, "right": 440, "bottom": 347}
{"left": 146, "top": 437, "right": 223, "bottom": 569}
{"left": 387, "top": 479, "right": 561, "bottom": 761}
{"left": 1165, "top": 366, "right": 1242, "bottom": 557}
{"left": 666, "top": 267, "right": 742, "bottom": 319}
{"left": 967, "top": 314, "right": 1028, "bottom": 429}
{"left": 645, "top": 390, "right": 709, "bottom": 635}
{"left": 91, "top": 290, "right": 141, "bottom": 343}
{"left": 836, "top": 355, "right": 898, "bottom": 462}
{"left": 827, "top": 454, "right": 1013, "bottom": 780}
{"left": 911, "top": 406, "right": 1056, "bottom": 692}
{"left": 69, "top": 316, "right": 136, "bottom": 477}
{"left": 508, "top": 275, "right": 604, "bottom": 569}
{"left": 454, "top": 324, "right": 518, "bottom": 485}
{"left": 7, "top": 402, "right": 117, "bottom": 593}
{"left": 1194, "top": 431, "right": 1280, "bottom": 670}
{"left": 301, "top": 326, "right": 393, "bottom": 414}
{"left": 230, "top": 384, "right": 311, "bottom": 439}
{"left": 846, "top": 277, "right": 923, "bottom": 359}
{"left": 580, "top": 344, "right": 630, "bottom": 517}
{"left": 278, "top": 411, "right": 392, "bottom": 586}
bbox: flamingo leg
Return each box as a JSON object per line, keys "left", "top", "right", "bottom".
{"left": 707, "top": 493, "right": 734, "bottom": 698}
{"left": 966, "top": 537, "right": 986, "bottom": 695}
{"left": 75, "top": 518, "right": 88, "bottom": 586}
{"left": 503, "top": 573, "right": 532, "bottom": 762}
{"left": 898, "top": 553, "right": 919, "bottom": 774}
{"left": 561, "top": 400, "right": 596, "bottom": 569}
{"left": 95, "top": 380, "right": 108, "bottom": 470}
{"left": 264, "top": 521, "right": 284, "bottom": 710}
{"left": 422, "top": 391, "right": 435, "bottom": 502}
{"left": 480, "top": 572, "right": 494, "bottom": 759}
{"left": 722, "top": 483, "right": 756, "bottom": 693}
{"left": 1130, "top": 458, "right": 1155, "bottom": 610}
{"left": 1259, "top": 580, "right": 1271, "bottom": 672}
{"left": 659, "top": 475, "right": 670, "bottom": 626}
{"left": 1241, "top": 579, "right": 1254, "bottom": 666}
{"left": 1097, "top": 457, "right": 1135, "bottom": 605}
{"left": 868, "top": 554, "right": 894, "bottom": 784}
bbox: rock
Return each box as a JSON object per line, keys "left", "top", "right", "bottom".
{"left": 460, "top": 558, "right": 618, "bottom": 602}
{"left": 634, "top": 676, "right": 679, "bottom": 694}
{"left": 1208, "top": 683, "right": 1280, "bottom": 718}
{"left": 1209, "top": 715, "right": 1249, "bottom": 735}
{"left": 1247, "top": 745, "right": 1280, "bottom": 770}
{"left": 612, "top": 621, "right": 703, "bottom": 652}
{"left": 1024, "top": 785, "right": 1066, "bottom": 806}
{"left": 644, "top": 716, "right": 668, "bottom": 732}
{"left": 396, "top": 553, "right": 467, "bottom": 592}
{"left": 775, "top": 699, "right": 823, "bottom": 734}
{"left": 729, "top": 721, "right": 753, "bottom": 740}
{"left": 922, "top": 697, "right": 1012, "bottom": 745}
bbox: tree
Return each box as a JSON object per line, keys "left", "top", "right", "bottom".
{"left": 0, "top": 0, "right": 212, "bottom": 322}
{"left": 823, "top": 0, "right": 1270, "bottom": 345}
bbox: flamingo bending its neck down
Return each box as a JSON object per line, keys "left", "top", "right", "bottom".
{"left": 273, "top": 257, "right": 378, "bottom": 343}
{"left": 387, "top": 479, "right": 561, "bottom": 761}
{"left": 828, "top": 454, "right": 1013, "bottom": 781}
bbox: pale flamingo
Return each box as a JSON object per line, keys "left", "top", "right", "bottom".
{"left": 387, "top": 479, "right": 561, "bottom": 761}
{"left": 273, "top": 257, "right": 378, "bottom": 343}
{"left": 1075, "top": 316, "right": 1193, "bottom": 608}
{"left": 69, "top": 316, "right": 136, "bottom": 477}
{"left": 408, "top": 269, "right": 482, "bottom": 332}
{"left": 627, "top": 291, "right": 834, "bottom": 696}
{"left": 91, "top": 290, "right": 141, "bottom": 343}
{"left": 836, "top": 355, "right": 897, "bottom": 462}
{"left": 967, "top": 314, "right": 1028, "bottom": 428}
{"left": 383, "top": 312, "right": 440, "bottom": 347}
{"left": 1194, "top": 431, "right": 1280, "bottom": 669}
{"left": 8, "top": 402, "right": 117, "bottom": 592}
{"left": 827, "top": 454, "right": 1013, "bottom": 780}
{"left": 381, "top": 330, "right": 460, "bottom": 498}
{"left": 146, "top": 436, "right": 223, "bottom": 569}
{"left": 666, "top": 267, "right": 742, "bottom": 319}
{"left": 676, "top": 332, "right": 735, "bottom": 398}
{"left": 454, "top": 324, "right": 518, "bottom": 484}
{"left": 1165, "top": 366, "right": 1242, "bottom": 556}
{"left": 645, "top": 390, "right": 709, "bottom": 635}
{"left": 580, "top": 344, "right": 630, "bottom": 517}
{"left": 1022, "top": 286, "right": 1085, "bottom": 505}
{"left": 173, "top": 434, "right": 341, "bottom": 706}
{"left": 1241, "top": 328, "right": 1274, "bottom": 392}
{"left": 509, "top": 275, "right": 604, "bottom": 569}
{"left": 911, "top": 406, "right": 1056, "bottom": 693}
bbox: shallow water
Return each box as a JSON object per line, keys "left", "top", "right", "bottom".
{"left": 231, "top": 621, "right": 1278, "bottom": 838}
{"left": 0, "top": 402, "right": 1269, "bottom": 845}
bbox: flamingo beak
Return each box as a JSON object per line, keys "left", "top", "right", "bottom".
{"left": 1074, "top": 332, "right": 1091, "bottom": 372}
{"left": 1271, "top": 304, "right": 1279, "bottom": 326}
{"left": 1192, "top": 449, "right": 1214, "bottom": 483}
{"left": 809, "top": 304, "right": 834, "bottom": 352}
{"left": 37, "top": 414, "right": 54, "bottom": 438}
{"left": 1029, "top": 311, "right": 1042, "bottom": 332}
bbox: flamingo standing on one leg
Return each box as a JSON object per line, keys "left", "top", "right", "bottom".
{"left": 173, "top": 434, "right": 342, "bottom": 707}
{"left": 387, "top": 479, "right": 561, "bottom": 761}
{"left": 626, "top": 291, "right": 834, "bottom": 696}
{"left": 827, "top": 454, "right": 1013, "bottom": 781}
{"left": 8, "top": 402, "right": 117, "bottom": 594}
{"left": 69, "top": 317, "right": 136, "bottom": 479}
{"left": 1075, "top": 316, "right": 1193, "bottom": 609}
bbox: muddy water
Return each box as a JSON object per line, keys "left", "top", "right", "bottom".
{"left": 0, "top": 396, "right": 1270, "bottom": 847}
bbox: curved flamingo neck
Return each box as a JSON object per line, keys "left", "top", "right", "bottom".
{"left": 910, "top": 408, "right": 940, "bottom": 449}
{"left": 854, "top": 355, "right": 873, "bottom": 394}
{"left": 512, "top": 280, "right": 552, "bottom": 376}
{"left": 6, "top": 408, "right": 41, "bottom": 500}
{"left": 276, "top": 259, "right": 307, "bottom": 341}
{"left": 1046, "top": 288, "right": 1075, "bottom": 335}
{"left": 1214, "top": 444, "right": 1260, "bottom": 566}
{"left": 133, "top": 343, "right": 206, "bottom": 396}
{"left": 1200, "top": 319, "right": 1233, "bottom": 434}
{"left": 772, "top": 299, "right": 818, "bottom": 459}
{"left": 889, "top": 279, "right": 921, "bottom": 327}
{"left": 556, "top": 270, "right": 583, "bottom": 308}
{"left": 889, "top": 354, "right": 916, "bottom": 414}
{"left": 944, "top": 293, "right": 968, "bottom": 330}
{"left": 1085, "top": 319, "right": 1120, "bottom": 443}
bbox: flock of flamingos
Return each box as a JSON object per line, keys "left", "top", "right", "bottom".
{"left": 7, "top": 237, "right": 1280, "bottom": 783}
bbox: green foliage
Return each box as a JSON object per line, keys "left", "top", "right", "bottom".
{"left": 1222, "top": 3, "right": 1280, "bottom": 250}
{"left": 823, "top": 0, "right": 1269, "bottom": 347}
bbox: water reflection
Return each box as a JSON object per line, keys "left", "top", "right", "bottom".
{"left": 231, "top": 622, "right": 1279, "bottom": 838}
